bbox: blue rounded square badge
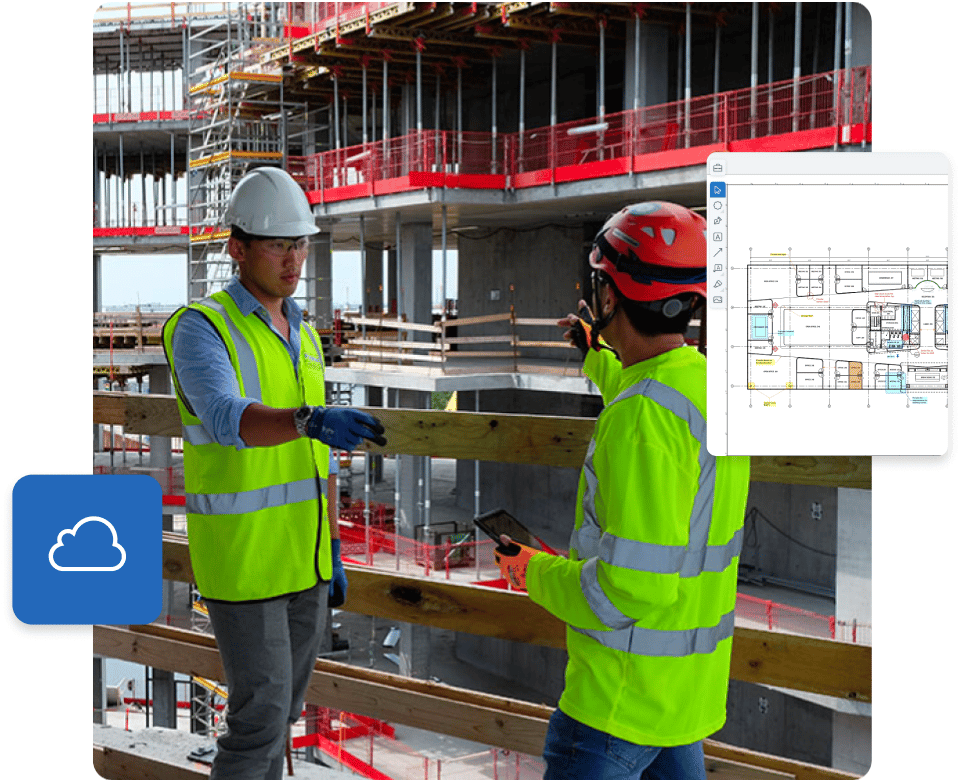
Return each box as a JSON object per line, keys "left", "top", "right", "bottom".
{"left": 13, "top": 474, "right": 162, "bottom": 625}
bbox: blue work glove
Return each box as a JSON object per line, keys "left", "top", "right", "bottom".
{"left": 329, "top": 539, "right": 348, "bottom": 608}
{"left": 306, "top": 407, "right": 387, "bottom": 451}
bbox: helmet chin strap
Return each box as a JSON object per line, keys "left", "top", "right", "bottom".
{"left": 590, "top": 303, "right": 618, "bottom": 350}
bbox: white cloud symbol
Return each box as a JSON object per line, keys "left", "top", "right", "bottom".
{"left": 48, "top": 516, "right": 127, "bottom": 572}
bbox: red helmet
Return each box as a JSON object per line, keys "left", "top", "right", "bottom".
{"left": 588, "top": 201, "right": 706, "bottom": 305}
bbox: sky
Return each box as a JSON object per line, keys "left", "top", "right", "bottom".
{"left": 3, "top": 3, "right": 960, "bottom": 779}
{"left": 99, "top": 249, "right": 459, "bottom": 311}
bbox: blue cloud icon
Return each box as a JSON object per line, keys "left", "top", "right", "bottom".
{"left": 48, "top": 516, "right": 127, "bottom": 572}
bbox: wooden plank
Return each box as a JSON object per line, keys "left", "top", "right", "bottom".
{"left": 93, "top": 745, "right": 202, "bottom": 780}
{"left": 158, "top": 535, "right": 870, "bottom": 703}
{"left": 514, "top": 317, "right": 563, "bottom": 327}
{"left": 443, "top": 350, "right": 517, "bottom": 359}
{"left": 123, "top": 392, "right": 183, "bottom": 437}
{"left": 93, "top": 392, "right": 128, "bottom": 426}
{"left": 444, "top": 312, "right": 513, "bottom": 328}
{"left": 748, "top": 456, "right": 871, "bottom": 489}
{"left": 92, "top": 621, "right": 863, "bottom": 779}
{"left": 729, "top": 627, "right": 871, "bottom": 703}
{"left": 515, "top": 340, "right": 573, "bottom": 348}
{"left": 93, "top": 393, "right": 872, "bottom": 488}
{"left": 351, "top": 407, "right": 592, "bottom": 467}
{"left": 345, "top": 315, "right": 441, "bottom": 334}
{"left": 93, "top": 624, "right": 552, "bottom": 755}
{"left": 704, "top": 740, "right": 860, "bottom": 780}
{"left": 340, "top": 349, "right": 445, "bottom": 363}
{"left": 703, "top": 755, "right": 795, "bottom": 780}
{"left": 443, "top": 334, "right": 514, "bottom": 345}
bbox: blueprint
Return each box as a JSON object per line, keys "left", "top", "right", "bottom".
{"left": 706, "top": 153, "right": 949, "bottom": 456}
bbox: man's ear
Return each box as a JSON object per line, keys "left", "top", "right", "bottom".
{"left": 600, "top": 283, "right": 619, "bottom": 315}
{"left": 227, "top": 236, "right": 245, "bottom": 264}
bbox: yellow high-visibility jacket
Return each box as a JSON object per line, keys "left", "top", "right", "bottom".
{"left": 527, "top": 345, "right": 750, "bottom": 746}
{"left": 162, "top": 291, "right": 331, "bottom": 602}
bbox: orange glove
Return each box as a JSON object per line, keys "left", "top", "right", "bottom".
{"left": 494, "top": 535, "right": 540, "bottom": 590}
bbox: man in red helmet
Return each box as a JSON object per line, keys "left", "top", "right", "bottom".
{"left": 496, "top": 202, "right": 751, "bottom": 779}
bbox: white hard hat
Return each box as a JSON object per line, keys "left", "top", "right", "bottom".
{"left": 225, "top": 167, "right": 319, "bottom": 237}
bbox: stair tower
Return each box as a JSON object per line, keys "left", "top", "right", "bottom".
{"left": 185, "top": 3, "right": 311, "bottom": 303}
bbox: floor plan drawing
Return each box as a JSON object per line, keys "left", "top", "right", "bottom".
{"left": 745, "top": 258, "right": 948, "bottom": 399}
{"left": 704, "top": 151, "right": 950, "bottom": 456}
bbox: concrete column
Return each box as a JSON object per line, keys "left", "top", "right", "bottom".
{"left": 400, "top": 222, "right": 433, "bottom": 339}
{"left": 832, "top": 487, "right": 871, "bottom": 773}
{"left": 151, "top": 668, "right": 178, "bottom": 728}
{"left": 398, "top": 621, "right": 430, "bottom": 679}
{"left": 848, "top": 3, "right": 872, "bottom": 68}
{"left": 366, "top": 387, "right": 384, "bottom": 483}
{"left": 93, "top": 374, "right": 103, "bottom": 453}
{"left": 93, "top": 656, "right": 106, "bottom": 724}
{"left": 363, "top": 241, "right": 384, "bottom": 315}
{"left": 306, "top": 232, "right": 333, "bottom": 329}
{"left": 835, "top": 488, "right": 871, "bottom": 646}
{"left": 93, "top": 253, "right": 102, "bottom": 314}
{"left": 386, "top": 245, "right": 398, "bottom": 314}
{"left": 148, "top": 366, "right": 173, "bottom": 470}
{"left": 396, "top": 390, "right": 426, "bottom": 539}
{"left": 623, "top": 18, "right": 669, "bottom": 110}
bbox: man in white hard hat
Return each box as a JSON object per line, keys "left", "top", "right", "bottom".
{"left": 163, "top": 166, "right": 385, "bottom": 779}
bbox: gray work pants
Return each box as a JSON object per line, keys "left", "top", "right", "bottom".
{"left": 205, "top": 582, "right": 327, "bottom": 780}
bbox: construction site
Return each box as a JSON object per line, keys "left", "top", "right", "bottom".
{"left": 88, "top": 3, "right": 875, "bottom": 779}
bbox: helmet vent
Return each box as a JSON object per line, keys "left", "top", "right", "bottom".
{"left": 661, "top": 228, "right": 676, "bottom": 246}
{"left": 640, "top": 226, "right": 655, "bottom": 239}
{"left": 612, "top": 228, "right": 640, "bottom": 248}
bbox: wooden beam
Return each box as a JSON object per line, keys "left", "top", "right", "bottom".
{"left": 729, "top": 627, "right": 871, "bottom": 703}
{"left": 92, "top": 623, "right": 861, "bottom": 780}
{"left": 704, "top": 740, "right": 860, "bottom": 780}
{"left": 95, "top": 392, "right": 872, "bottom": 488}
{"left": 159, "top": 535, "right": 870, "bottom": 702}
{"left": 93, "top": 745, "right": 202, "bottom": 780}
{"left": 93, "top": 623, "right": 551, "bottom": 755}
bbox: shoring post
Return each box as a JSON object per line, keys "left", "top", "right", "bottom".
{"left": 684, "top": 3, "right": 691, "bottom": 148}
{"left": 793, "top": 2, "right": 802, "bottom": 132}
{"left": 750, "top": 2, "right": 758, "bottom": 139}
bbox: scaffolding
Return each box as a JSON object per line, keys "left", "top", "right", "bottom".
{"left": 184, "top": 3, "right": 310, "bottom": 303}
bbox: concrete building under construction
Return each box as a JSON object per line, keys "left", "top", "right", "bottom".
{"left": 92, "top": 3, "right": 873, "bottom": 779}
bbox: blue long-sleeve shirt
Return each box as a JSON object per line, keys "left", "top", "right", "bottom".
{"left": 170, "top": 276, "right": 304, "bottom": 450}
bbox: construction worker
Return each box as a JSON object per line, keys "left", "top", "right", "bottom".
{"left": 496, "top": 202, "right": 750, "bottom": 780}
{"left": 162, "top": 166, "right": 385, "bottom": 780}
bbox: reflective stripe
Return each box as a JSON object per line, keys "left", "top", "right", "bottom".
{"left": 573, "top": 609, "right": 736, "bottom": 658}
{"left": 199, "top": 297, "right": 262, "bottom": 401}
{"left": 186, "top": 476, "right": 325, "bottom": 516}
{"left": 573, "top": 377, "right": 739, "bottom": 578}
{"left": 302, "top": 324, "right": 324, "bottom": 363}
{"left": 598, "top": 527, "right": 744, "bottom": 575}
{"left": 580, "top": 558, "right": 635, "bottom": 630}
{"left": 182, "top": 424, "right": 215, "bottom": 446}
{"left": 571, "top": 438, "right": 602, "bottom": 557}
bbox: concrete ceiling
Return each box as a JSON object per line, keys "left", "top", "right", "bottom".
{"left": 312, "top": 164, "right": 708, "bottom": 248}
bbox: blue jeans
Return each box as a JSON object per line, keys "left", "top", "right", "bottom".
{"left": 543, "top": 709, "right": 707, "bottom": 780}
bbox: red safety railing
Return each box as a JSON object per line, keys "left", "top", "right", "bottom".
{"left": 284, "top": 2, "right": 395, "bottom": 38}
{"left": 290, "top": 66, "right": 871, "bottom": 204}
{"left": 736, "top": 592, "right": 871, "bottom": 645}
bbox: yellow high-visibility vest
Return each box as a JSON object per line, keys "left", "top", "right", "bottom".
{"left": 162, "top": 291, "right": 331, "bottom": 602}
{"left": 527, "top": 346, "right": 750, "bottom": 746}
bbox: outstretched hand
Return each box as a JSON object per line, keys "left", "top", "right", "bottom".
{"left": 557, "top": 299, "right": 593, "bottom": 356}
{"left": 307, "top": 407, "right": 387, "bottom": 451}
